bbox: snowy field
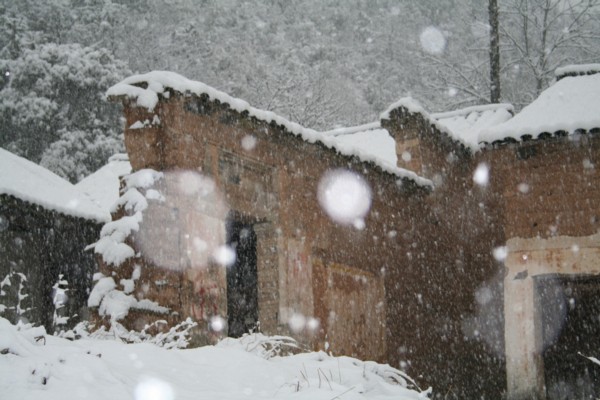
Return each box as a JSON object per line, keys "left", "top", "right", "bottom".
{"left": 0, "top": 318, "right": 429, "bottom": 400}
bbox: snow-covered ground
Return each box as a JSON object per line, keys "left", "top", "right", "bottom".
{"left": 0, "top": 318, "right": 429, "bottom": 400}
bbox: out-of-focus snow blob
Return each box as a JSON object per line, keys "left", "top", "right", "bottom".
{"left": 288, "top": 313, "right": 306, "bottom": 333}
{"left": 401, "top": 151, "right": 412, "bottom": 162}
{"left": 517, "top": 183, "right": 530, "bottom": 194}
{"left": 177, "top": 171, "right": 215, "bottom": 196}
{"left": 134, "top": 377, "right": 175, "bottom": 400}
{"left": 582, "top": 158, "right": 594, "bottom": 169}
{"left": 212, "top": 245, "right": 236, "bottom": 267}
{"left": 210, "top": 315, "right": 226, "bottom": 332}
{"left": 135, "top": 170, "right": 229, "bottom": 271}
{"left": 0, "top": 214, "right": 8, "bottom": 231}
{"left": 66, "top": 198, "right": 80, "bottom": 210}
{"left": 353, "top": 219, "right": 366, "bottom": 230}
{"left": 493, "top": 246, "right": 508, "bottom": 262}
{"left": 473, "top": 163, "right": 490, "bottom": 187}
{"left": 306, "top": 317, "right": 320, "bottom": 332}
{"left": 419, "top": 26, "right": 446, "bottom": 55}
{"left": 475, "top": 286, "right": 493, "bottom": 305}
{"left": 317, "top": 169, "right": 372, "bottom": 227}
{"left": 448, "top": 87, "right": 458, "bottom": 97}
{"left": 241, "top": 135, "right": 257, "bottom": 151}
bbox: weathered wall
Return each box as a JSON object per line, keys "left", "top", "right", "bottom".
{"left": 0, "top": 195, "right": 101, "bottom": 333}
{"left": 107, "top": 94, "right": 600, "bottom": 399}
{"left": 106, "top": 93, "right": 426, "bottom": 362}
{"left": 383, "top": 110, "right": 508, "bottom": 398}
{"left": 484, "top": 135, "right": 600, "bottom": 399}
{"left": 489, "top": 136, "right": 600, "bottom": 240}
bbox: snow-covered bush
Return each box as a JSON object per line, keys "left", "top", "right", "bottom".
{"left": 217, "top": 332, "right": 305, "bottom": 359}
{"left": 55, "top": 317, "right": 198, "bottom": 350}
{"left": 91, "top": 318, "right": 198, "bottom": 349}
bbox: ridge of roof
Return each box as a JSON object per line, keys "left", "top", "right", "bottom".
{"left": 321, "top": 121, "right": 381, "bottom": 137}
{"left": 107, "top": 71, "right": 432, "bottom": 188}
{"left": 431, "top": 103, "right": 514, "bottom": 120}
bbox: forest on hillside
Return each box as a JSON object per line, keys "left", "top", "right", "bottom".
{"left": 1, "top": 0, "right": 599, "bottom": 182}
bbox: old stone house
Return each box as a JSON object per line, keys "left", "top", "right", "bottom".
{"left": 90, "top": 65, "right": 600, "bottom": 399}
{"left": 382, "top": 64, "right": 600, "bottom": 399}
{"left": 0, "top": 148, "right": 108, "bottom": 333}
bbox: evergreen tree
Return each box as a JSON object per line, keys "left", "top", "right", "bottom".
{"left": 0, "top": 43, "right": 129, "bottom": 182}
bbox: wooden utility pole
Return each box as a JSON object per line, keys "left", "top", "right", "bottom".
{"left": 489, "top": 0, "right": 501, "bottom": 103}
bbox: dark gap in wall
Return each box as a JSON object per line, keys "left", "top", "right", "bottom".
{"left": 226, "top": 218, "right": 258, "bottom": 338}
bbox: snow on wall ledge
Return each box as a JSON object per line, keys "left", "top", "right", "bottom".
{"left": 555, "top": 63, "right": 600, "bottom": 79}
{"left": 106, "top": 71, "right": 432, "bottom": 188}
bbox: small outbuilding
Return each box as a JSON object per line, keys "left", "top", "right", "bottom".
{"left": 0, "top": 148, "right": 109, "bottom": 333}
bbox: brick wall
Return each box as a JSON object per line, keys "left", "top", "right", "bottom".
{"left": 106, "top": 93, "right": 426, "bottom": 362}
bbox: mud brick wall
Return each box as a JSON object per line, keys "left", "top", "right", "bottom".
{"left": 112, "top": 92, "right": 427, "bottom": 362}
{"left": 484, "top": 135, "right": 600, "bottom": 240}
{"left": 384, "top": 109, "right": 508, "bottom": 398}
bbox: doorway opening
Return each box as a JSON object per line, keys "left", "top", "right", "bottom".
{"left": 226, "top": 218, "right": 258, "bottom": 338}
{"left": 535, "top": 275, "right": 600, "bottom": 399}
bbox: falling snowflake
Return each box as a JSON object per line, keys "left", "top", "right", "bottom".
{"left": 473, "top": 163, "right": 490, "bottom": 187}
{"left": 288, "top": 313, "right": 306, "bottom": 333}
{"left": 419, "top": 26, "right": 446, "bottom": 55}
{"left": 241, "top": 135, "right": 257, "bottom": 151}
{"left": 134, "top": 377, "right": 175, "bottom": 400}
{"left": 317, "top": 169, "right": 372, "bottom": 228}
{"left": 210, "top": 315, "right": 226, "bottom": 332}
{"left": 492, "top": 246, "right": 508, "bottom": 262}
{"left": 212, "top": 245, "right": 236, "bottom": 267}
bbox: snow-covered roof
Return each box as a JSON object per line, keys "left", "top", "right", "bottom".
{"left": 107, "top": 71, "right": 431, "bottom": 188}
{"left": 480, "top": 70, "right": 600, "bottom": 144}
{"left": 380, "top": 97, "right": 491, "bottom": 152}
{"left": 323, "top": 123, "right": 398, "bottom": 168}
{"left": 432, "top": 104, "right": 514, "bottom": 150}
{"left": 76, "top": 154, "right": 132, "bottom": 214}
{"left": 0, "top": 148, "right": 110, "bottom": 223}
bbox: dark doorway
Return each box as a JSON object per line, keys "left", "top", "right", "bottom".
{"left": 536, "top": 275, "right": 600, "bottom": 399}
{"left": 226, "top": 219, "right": 258, "bottom": 338}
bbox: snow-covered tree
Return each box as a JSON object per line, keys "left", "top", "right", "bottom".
{"left": 0, "top": 43, "right": 129, "bottom": 182}
{"left": 422, "top": 0, "right": 600, "bottom": 110}
{"left": 500, "top": 0, "right": 600, "bottom": 107}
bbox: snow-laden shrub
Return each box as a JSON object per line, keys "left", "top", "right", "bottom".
{"left": 57, "top": 318, "right": 198, "bottom": 350}
{"left": 217, "top": 332, "right": 305, "bottom": 359}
